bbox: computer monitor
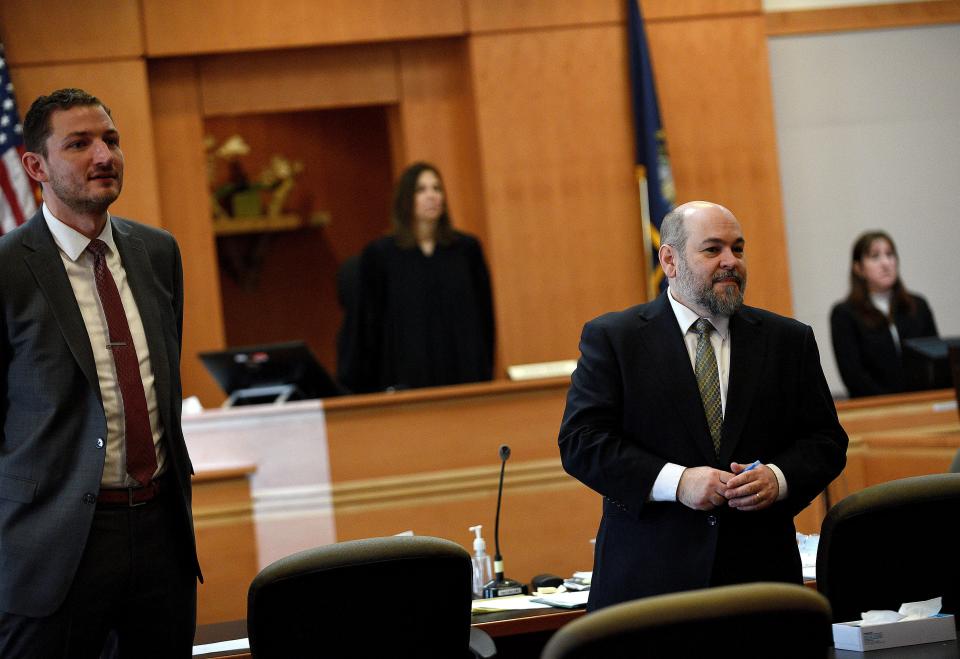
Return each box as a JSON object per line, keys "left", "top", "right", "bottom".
{"left": 199, "top": 341, "right": 342, "bottom": 407}
{"left": 901, "top": 336, "right": 960, "bottom": 392}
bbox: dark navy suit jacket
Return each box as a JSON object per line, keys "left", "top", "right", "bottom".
{"left": 830, "top": 295, "right": 938, "bottom": 398}
{"left": 0, "top": 211, "right": 199, "bottom": 617}
{"left": 559, "top": 293, "right": 847, "bottom": 610}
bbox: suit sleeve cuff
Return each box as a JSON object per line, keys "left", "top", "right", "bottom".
{"left": 767, "top": 463, "right": 788, "bottom": 500}
{"left": 650, "top": 463, "right": 686, "bottom": 502}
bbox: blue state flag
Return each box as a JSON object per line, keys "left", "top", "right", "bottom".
{"left": 626, "top": 0, "right": 675, "bottom": 298}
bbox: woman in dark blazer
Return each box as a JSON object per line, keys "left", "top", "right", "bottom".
{"left": 830, "top": 231, "right": 938, "bottom": 398}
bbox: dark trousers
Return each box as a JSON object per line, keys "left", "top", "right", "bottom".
{"left": 709, "top": 518, "right": 803, "bottom": 589}
{"left": 0, "top": 482, "right": 197, "bottom": 658}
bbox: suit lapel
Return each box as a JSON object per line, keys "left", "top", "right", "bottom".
{"left": 636, "top": 296, "right": 719, "bottom": 465}
{"left": 719, "top": 308, "right": 765, "bottom": 464}
{"left": 112, "top": 221, "right": 173, "bottom": 427}
{"left": 20, "top": 214, "right": 101, "bottom": 401}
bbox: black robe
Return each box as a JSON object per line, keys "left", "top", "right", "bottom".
{"left": 341, "top": 232, "right": 495, "bottom": 393}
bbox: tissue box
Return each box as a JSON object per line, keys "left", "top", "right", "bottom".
{"left": 832, "top": 614, "right": 956, "bottom": 651}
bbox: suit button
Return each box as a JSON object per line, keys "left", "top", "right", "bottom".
{"left": 707, "top": 514, "right": 717, "bottom": 526}
{"left": 83, "top": 493, "right": 96, "bottom": 504}
{"left": 96, "top": 438, "right": 104, "bottom": 449}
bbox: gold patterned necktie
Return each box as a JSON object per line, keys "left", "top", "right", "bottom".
{"left": 693, "top": 318, "right": 723, "bottom": 457}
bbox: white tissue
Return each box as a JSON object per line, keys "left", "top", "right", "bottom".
{"left": 899, "top": 597, "right": 943, "bottom": 621}
{"left": 860, "top": 597, "right": 942, "bottom": 626}
{"left": 860, "top": 610, "right": 905, "bottom": 625}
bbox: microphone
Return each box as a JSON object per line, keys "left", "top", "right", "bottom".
{"left": 483, "top": 444, "right": 528, "bottom": 598}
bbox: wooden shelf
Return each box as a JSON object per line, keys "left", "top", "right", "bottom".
{"left": 212, "top": 211, "right": 330, "bottom": 236}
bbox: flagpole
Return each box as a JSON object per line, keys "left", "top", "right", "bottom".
{"left": 636, "top": 166, "right": 656, "bottom": 302}
{"left": 627, "top": 0, "right": 673, "bottom": 303}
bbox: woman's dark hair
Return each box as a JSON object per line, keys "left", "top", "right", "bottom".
{"left": 391, "top": 162, "right": 455, "bottom": 249}
{"left": 846, "top": 230, "right": 915, "bottom": 329}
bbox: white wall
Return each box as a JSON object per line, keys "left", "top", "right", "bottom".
{"left": 768, "top": 23, "right": 960, "bottom": 396}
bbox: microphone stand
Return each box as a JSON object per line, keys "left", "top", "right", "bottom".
{"left": 483, "top": 444, "right": 528, "bottom": 598}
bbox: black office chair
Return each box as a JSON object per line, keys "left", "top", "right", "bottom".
{"left": 540, "top": 582, "right": 832, "bottom": 659}
{"left": 817, "top": 473, "right": 960, "bottom": 623}
{"left": 247, "top": 535, "right": 496, "bottom": 658}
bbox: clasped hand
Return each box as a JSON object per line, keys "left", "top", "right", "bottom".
{"left": 677, "top": 462, "right": 777, "bottom": 511}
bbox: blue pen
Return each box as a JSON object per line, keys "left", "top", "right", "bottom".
{"left": 741, "top": 460, "right": 762, "bottom": 473}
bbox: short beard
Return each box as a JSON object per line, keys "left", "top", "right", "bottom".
{"left": 674, "top": 258, "right": 746, "bottom": 317}
{"left": 49, "top": 179, "right": 119, "bottom": 216}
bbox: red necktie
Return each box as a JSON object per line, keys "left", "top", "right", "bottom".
{"left": 87, "top": 239, "right": 157, "bottom": 486}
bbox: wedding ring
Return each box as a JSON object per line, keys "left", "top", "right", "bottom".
{"left": 755, "top": 492, "right": 763, "bottom": 501}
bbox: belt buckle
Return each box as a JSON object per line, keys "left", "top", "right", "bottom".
{"left": 128, "top": 487, "right": 147, "bottom": 507}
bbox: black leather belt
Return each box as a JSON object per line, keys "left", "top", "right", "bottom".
{"left": 97, "top": 478, "right": 161, "bottom": 507}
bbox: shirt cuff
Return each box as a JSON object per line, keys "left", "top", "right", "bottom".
{"left": 650, "top": 462, "right": 686, "bottom": 502}
{"left": 767, "top": 463, "right": 788, "bottom": 500}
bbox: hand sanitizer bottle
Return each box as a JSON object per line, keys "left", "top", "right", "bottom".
{"left": 469, "top": 525, "right": 493, "bottom": 599}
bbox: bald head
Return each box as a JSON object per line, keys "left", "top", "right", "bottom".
{"left": 659, "top": 201, "right": 746, "bottom": 317}
{"left": 660, "top": 201, "right": 738, "bottom": 255}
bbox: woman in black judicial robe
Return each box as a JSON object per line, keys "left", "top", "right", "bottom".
{"left": 830, "top": 230, "right": 938, "bottom": 398}
{"left": 340, "top": 162, "right": 495, "bottom": 393}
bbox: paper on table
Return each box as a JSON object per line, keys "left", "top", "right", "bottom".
{"left": 192, "top": 638, "right": 250, "bottom": 655}
{"left": 471, "top": 595, "right": 551, "bottom": 613}
{"left": 531, "top": 590, "right": 590, "bottom": 609}
{"left": 860, "top": 597, "right": 942, "bottom": 626}
{"left": 797, "top": 532, "right": 818, "bottom": 581}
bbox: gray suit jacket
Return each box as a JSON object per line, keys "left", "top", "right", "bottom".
{"left": 559, "top": 293, "right": 848, "bottom": 609}
{"left": 0, "top": 211, "right": 199, "bottom": 617}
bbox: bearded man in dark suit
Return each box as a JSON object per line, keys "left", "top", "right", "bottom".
{"left": 559, "top": 201, "right": 847, "bottom": 610}
{"left": 0, "top": 88, "right": 200, "bottom": 657}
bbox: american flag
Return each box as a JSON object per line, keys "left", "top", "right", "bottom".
{"left": 0, "top": 42, "right": 37, "bottom": 235}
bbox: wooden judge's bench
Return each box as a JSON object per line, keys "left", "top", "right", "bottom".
{"left": 188, "top": 382, "right": 960, "bottom": 624}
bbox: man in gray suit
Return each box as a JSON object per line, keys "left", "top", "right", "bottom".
{"left": 0, "top": 88, "right": 200, "bottom": 657}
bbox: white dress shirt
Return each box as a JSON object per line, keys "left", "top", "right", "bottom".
{"left": 43, "top": 204, "right": 166, "bottom": 487}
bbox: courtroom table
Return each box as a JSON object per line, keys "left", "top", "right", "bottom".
{"left": 193, "top": 610, "right": 959, "bottom": 659}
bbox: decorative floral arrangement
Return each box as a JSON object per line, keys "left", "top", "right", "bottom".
{"left": 205, "top": 134, "right": 303, "bottom": 219}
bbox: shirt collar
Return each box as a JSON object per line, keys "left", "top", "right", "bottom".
{"left": 869, "top": 290, "right": 893, "bottom": 313}
{"left": 42, "top": 203, "right": 115, "bottom": 262}
{"left": 667, "top": 286, "right": 730, "bottom": 340}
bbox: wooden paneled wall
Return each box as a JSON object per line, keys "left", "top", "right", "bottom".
{"left": 0, "top": 1, "right": 143, "bottom": 64}
{"left": 468, "top": 22, "right": 646, "bottom": 365}
{"left": 139, "top": 0, "right": 467, "bottom": 56}
{"left": 146, "top": 59, "right": 228, "bottom": 405}
{"left": 395, "top": 39, "right": 488, "bottom": 242}
{"left": 3, "top": 1, "right": 956, "bottom": 405}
